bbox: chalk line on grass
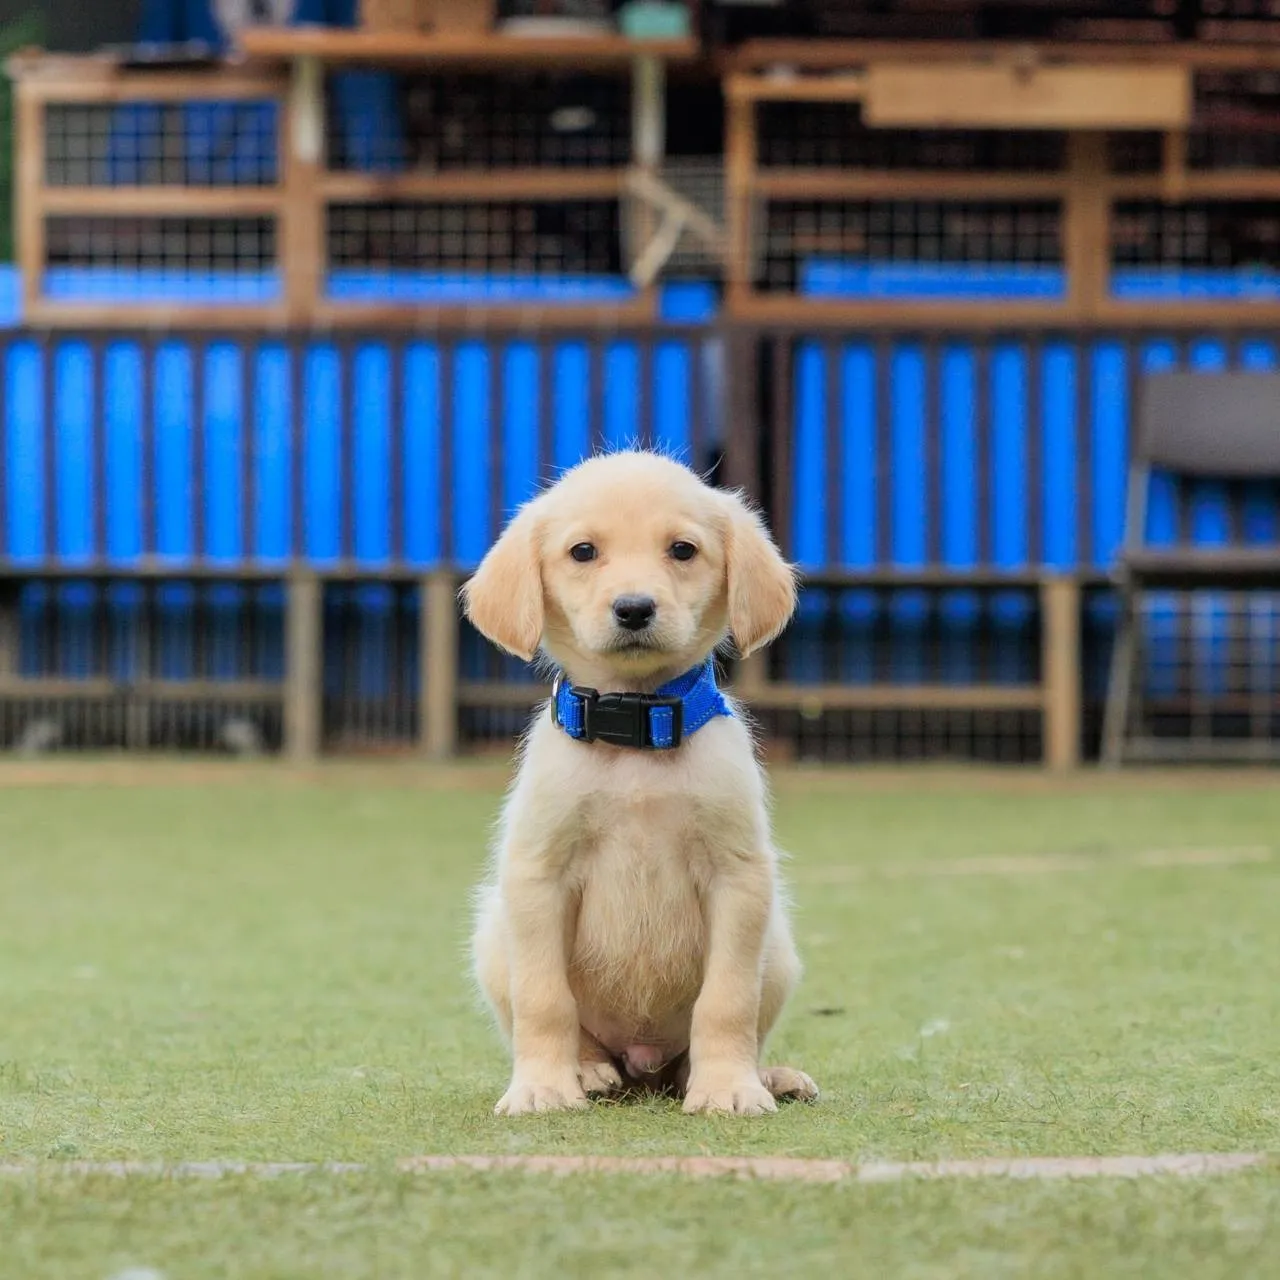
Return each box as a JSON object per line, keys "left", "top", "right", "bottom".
{"left": 0, "top": 1153, "right": 1266, "bottom": 1184}
{"left": 800, "top": 846, "right": 1273, "bottom": 885}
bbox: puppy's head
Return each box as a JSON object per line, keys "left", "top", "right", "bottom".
{"left": 461, "top": 452, "right": 796, "bottom": 681}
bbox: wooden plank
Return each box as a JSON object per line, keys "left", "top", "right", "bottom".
{"left": 14, "top": 82, "right": 43, "bottom": 322}
{"left": 421, "top": 569, "right": 459, "bottom": 759}
{"left": 724, "top": 91, "right": 756, "bottom": 297}
{"left": 754, "top": 169, "right": 1069, "bottom": 200}
{"left": 0, "top": 678, "right": 284, "bottom": 700}
{"left": 320, "top": 168, "right": 626, "bottom": 202}
{"left": 458, "top": 679, "right": 549, "bottom": 708}
{"left": 1064, "top": 132, "right": 1109, "bottom": 320}
{"left": 725, "top": 38, "right": 1280, "bottom": 72}
{"left": 6, "top": 57, "right": 284, "bottom": 102}
{"left": 239, "top": 28, "right": 698, "bottom": 68}
{"left": 280, "top": 60, "right": 323, "bottom": 327}
{"left": 728, "top": 72, "right": 867, "bottom": 104}
{"left": 726, "top": 294, "right": 1076, "bottom": 329}
{"left": 864, "top": 64, "right": 1191, "bottom": 130}
{"left": 1040, "top": 576, "right": 1081, "bottom": 771}
{"left": 40, "top": 187, "right": 283, "bottom": 216}
{"left": 284, "top": 571, "right": 322, "bottom": 761}
{"left": 23, "top": 302, "right": 290, "bottom": 330}
{"left": 310, "top": 296, "right": 657, "bottom": 330}
{"left": 744, "top": 683, "right": 1045, "bottom": 712}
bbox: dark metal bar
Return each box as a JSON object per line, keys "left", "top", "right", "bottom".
{"left": 290, "top": 336, "right": 305, "bottom": 560}
{"left": 588, "top": 335, "right": 605, "bottom": 458}
{"left": 1075, "top": 334, "right": 1093, "bottom": 567}
{"left": 42, "top": 337, "right": 56, "bottom": 563}
{"left": 241, "top": 340, "right": 256, "bottom": 562}
{"left": 340, "top": 338, "right": 355, "bottom": 564}
{"left": 141, "top": 334, "right": 156, "bottom": 559}
{"left": 824, "top": 337, "right": 842, "bottom": 566}
{"left": 1025, "top": 337, "right": 1043, "bottom": 568}
{"left": 973, "top": 339, "right": 991, "bottom": 567}
{"left": 487, "top": 338, "right": 504, "bottom": 546}
{"left": 91, "top": 339, "right": 106, "bottom": 564}
{"left": 191, "top": 338, "right": 206, "bottom": 563}
{"left": 537, "top": 337, "right": 554, "bottom": 487}
{"left": 771, "top": 334, "right": 794, "bottom": 562}
{"left": 388, "top": 339, "right": 404, "bottom": 565}
{"left": 875, "top": 336, "right": 893, "bottom": 566}
{"left": 638, "top": 334, "right": 654, "bottom": 453}
{"left": 438, "top": 338, "right": 455, "bottom": 563}
{"left": 924, "top": 336, "right": 941, "bottom": 567}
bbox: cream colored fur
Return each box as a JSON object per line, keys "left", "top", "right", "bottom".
{"left": 463, "top": 451, "right": 816, "bottom": 1116}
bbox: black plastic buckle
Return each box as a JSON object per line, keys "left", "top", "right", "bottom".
{"left": 557, "top": 681, "right": 684, "bottom": 749}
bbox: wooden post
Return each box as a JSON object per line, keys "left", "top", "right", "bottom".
{"left": 421, "top": 570, "right": 458, "bottom": 759}
{"left": 285, "top": 570, "right": 321, "bottom": 761}
{"left": 724, "top": 89, "right": 756, "bottom": 310}
{"left": 280, "top": 55, "right": 324, "bottom": 326}
{"left": 15, "top": 81, "right": 45, "bottom": 323}
{"left": 1041, "top": 575, "right": 1082, "bottom": 771}
{"left": 0, "top": 584, "right": 15, "bottom": 682}
{"left": 1063, "top": 131, "right": 1109, "bottom": 320}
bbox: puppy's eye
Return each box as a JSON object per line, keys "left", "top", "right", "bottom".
{"left": 670, "top": 541, "right": 698, "bottom": 562}
{"left": 569, "top": 542, "right": 598, "bottom": 563}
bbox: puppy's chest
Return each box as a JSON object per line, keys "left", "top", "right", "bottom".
{"left": 569, "top": 791, "right": 710, "bottom": 884}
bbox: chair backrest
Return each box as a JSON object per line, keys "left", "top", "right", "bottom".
{"left": 1137, "top": 372, "right": 1280, "bottom": 479}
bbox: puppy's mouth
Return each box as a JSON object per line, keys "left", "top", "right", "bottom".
{"left": 605, "top": 634, "right": 665, "bottom": 654}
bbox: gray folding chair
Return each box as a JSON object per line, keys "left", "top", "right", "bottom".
{"left": 1102, "top": 371, "right": 1280, "bottom": 764}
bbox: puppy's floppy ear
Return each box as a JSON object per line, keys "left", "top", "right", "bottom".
{"left": 721, "top": 490, "right": 797, "bottom": 656}
{"left": 461, "top": 503, "right": 544, "bottom": 661}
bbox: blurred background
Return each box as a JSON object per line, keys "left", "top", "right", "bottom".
{"left": 2, "top": 0, "right": 1280, "bottom": 768}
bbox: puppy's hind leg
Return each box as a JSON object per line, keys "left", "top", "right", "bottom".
{"left": 756, "top": 919, "right": 819, "bottom": 1104}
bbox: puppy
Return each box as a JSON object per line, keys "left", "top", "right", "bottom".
{"left": 464, "top": 451, "right": 816, "bottom": 1116}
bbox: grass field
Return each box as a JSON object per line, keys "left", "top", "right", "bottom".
{"left": 1, "top": 761, "right": 1279, "bottom": 1277}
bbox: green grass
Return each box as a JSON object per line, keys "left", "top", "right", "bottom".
{"left": 2, "top": 763, "right": 1279, "bottom": 1277}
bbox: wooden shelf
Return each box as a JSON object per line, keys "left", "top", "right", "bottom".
{"left": 238, "top": 26, "right": 698, "bottom": 69}
{"left": 5, "top": 52, "right": 284, "bottom": 101}
{"left": 724, "top": 38, "right": 1280, "bottom": 72}
{"left": 319, "top": 168, "right": 626, "bottom": 202}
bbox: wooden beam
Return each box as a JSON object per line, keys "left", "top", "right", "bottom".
{"left": 726, "top": 294, "right": 1076, "bottom": 329}
{"left": 725, "top": 38, "right": 1280, "bottom": 72}
{"left": 280, "top": 55, "right": 323, "bottom": 327}
{"left": 1064, "top": 132, "right": 1109, "bottom": 320}
{"left": 421, "top": 570, "right": 459, "bottom": 760}
{"left": 864, "top": 64, "right": 1190, "bottom": 130}
{"left": 14, "top": 82, "right": 43, "bottom": 324}
{"left": 23, "top": 301, "right": 290, "bottom": 329}
{"left": 320, "top": 168, "right": 626, "bottom": 202}
{"left": 284, "top": 571, "right": 322, "bottom": 762}
{"left": 6, "top": 55, "right": 284, "bottom": 102}
{"left": 0, "top": 677, "right": 284, "bottom": 700}
{"left": 239, "top": 28, "right": 698, "bottom": 69}
{"left": 40, "top": 187, "right": 283, "bottom": 216}
{"left": 1041, "top": 576, "right": 1081, "bottom": 771}
{"left": 744, "top": 683, "right": 1045, "bottom": 712}
{"left": 310, "top": 296, "right": 657, "bottom": 330}
{"left": 754, "top": 169, "right": 1068, "bottom": 201}
{"left": 726, "top": 72, "right": 866, "bottom": 104}
{"left": 724, "top": 90, "right": 756, "bottom": 300}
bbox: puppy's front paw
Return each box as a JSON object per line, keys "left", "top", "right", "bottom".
{"left": 495, "top": 1070, "right": 589, "bottom": 1116}
{"left": 683, "top": 1071, "right": 777, "bottom": 1117}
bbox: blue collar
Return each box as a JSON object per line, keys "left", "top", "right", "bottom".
{"left": 551, "top": 660, "right": 732, "bottom": 750}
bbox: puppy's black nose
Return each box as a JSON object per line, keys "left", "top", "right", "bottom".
{"left": 613, "top": 595, "right": 656, "bottom": 631}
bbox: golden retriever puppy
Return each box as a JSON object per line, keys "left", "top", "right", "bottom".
{"left": 463, "top": 451, "right": 816, "bottom": 1116}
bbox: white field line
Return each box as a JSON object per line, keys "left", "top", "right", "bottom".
{"left": 0, "top": 1152, "right": 1267, "bottom": 1184}
{"left": 799, "top": 846, "right": 1273, "bottom": 884}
